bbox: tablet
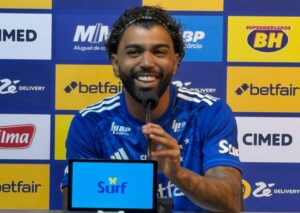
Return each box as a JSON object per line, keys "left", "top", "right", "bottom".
{"left": 68, "top": 159, "right": 157, "bottom": 212}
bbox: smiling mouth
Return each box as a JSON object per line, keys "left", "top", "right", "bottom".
{"left": 136, "top": 75, "right": 157, "bottom": 82}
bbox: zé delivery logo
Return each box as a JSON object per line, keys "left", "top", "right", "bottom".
{"left": 97, "top": 177, "right": 128, "bottom": 194}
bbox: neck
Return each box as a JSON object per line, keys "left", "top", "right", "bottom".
{"left": 125, "top": 87, "right": 170, "bottom": 122}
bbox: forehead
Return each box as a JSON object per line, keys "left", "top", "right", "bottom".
{"left": 118, "top": 24, "right": 174, "bottom": 48}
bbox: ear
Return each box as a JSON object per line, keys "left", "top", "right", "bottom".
{"left": 111, "top": 54, "right": 120, "bottom": 77}
{"left": 172, "top": 53, "right": 180, "bottom": 76}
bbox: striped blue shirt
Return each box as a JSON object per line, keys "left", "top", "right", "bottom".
{"left": 62, "top": 84, "right": 241, "bottom": 211}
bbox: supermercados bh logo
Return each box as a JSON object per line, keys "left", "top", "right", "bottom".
{"left": 246, "top": 25, "right": 289, "bottom": 53}
{"left": 55, "top": 13, "right": 117, "bottom": 63}
{"left": 227, "top": 66, "right": 300, "bottom": 112}
{"left": 0, "top": 114, "right": 50, "bottom": 160}
{"left": 236, "top": 117, "right": 300, "bottom": 163}
{"left": 174, "top": 16, "right": 223, "bottom": 62}
{"left": 0, "top": 64, "right": 52, "bottom": 111}
{"left": 97, "top": 177, "right": 128, "bottom": 194}
{"left": 0, "top": 13, "right": 51, "bottom": 60}
{"left": 0, "top": 164, "right": 49, "bottom": 209}
{"left": 228, "top": 17, "right": 300, "bottom": 62}
{"left": 56, "top": 65, "right": 122, "bottom": 110}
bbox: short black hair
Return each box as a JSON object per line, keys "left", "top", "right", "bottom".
{"left": 105, "top": 5, "right": 185, "bottom": 62}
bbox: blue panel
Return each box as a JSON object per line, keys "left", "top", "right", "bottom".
{"left": 242, "top": 163, "right": 300, "bottom": 212}
{"left": 173, "top": 62, "right": 226, "bottom": 100}
{"left": 54, "top": 0, "right": 142, "bottom": 10}
{"left": 50, "top": 161, "right": 67, "bottom": 210}
{"left": 55, "top": 12, "right": 120, "bottom": 64}
{"left": 174, "top": 16, "right": 223, "bottom": 62}
{"left": 0, "top": 63, "right": 53, "bottom": 112}
{"left": 225, "top": 0, "right": 300, "bottom": 15}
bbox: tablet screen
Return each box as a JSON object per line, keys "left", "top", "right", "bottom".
{"left": 68, "top": 159, "right": 157, "bottom": 212}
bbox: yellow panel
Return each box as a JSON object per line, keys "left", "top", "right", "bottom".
{"left": 56, "top": 64, "right": 122, "bottom": 110}
{"left": 143, "top": 0, "right": 223, "bottom": 11}
{"left": 0, "top": 164, "right": 49, "bottom": 209}
{"left": 228, "top": 16, "right": 300, "bottom": 62}
{"left": 227, "top": 66, "right": 300, "bottom": 112}
{"left": 0, "top": 0, "right": 52, "bottom": 9}
{"left": 55, "top": 115, "right": 74, "bottom": 160}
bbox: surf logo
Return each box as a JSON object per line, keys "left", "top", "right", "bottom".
{"left": 97, "top": 177, "right": 128, "bottom": 194}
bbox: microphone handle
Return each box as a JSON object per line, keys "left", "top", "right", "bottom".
{"left": 146, "top": 102, "right": 152, "bottom": 160}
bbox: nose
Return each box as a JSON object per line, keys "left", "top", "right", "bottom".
{"left": 140, "top": 51, "right": 155, "bottom": 68}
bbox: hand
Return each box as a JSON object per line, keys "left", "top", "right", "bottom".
{"left": 142, "top": 123, "right": 181, "bottom": 180}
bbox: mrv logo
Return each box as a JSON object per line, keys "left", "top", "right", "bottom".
{"left": 246, "top": 25, "right": 290, "bottom": 52}
{"left": 0, "top": 124, "right": 36, "bottom": 149}
{"left": 64, "top": 81, "right": 122, "bottom": 94}
{"left": 235, "top": 83, "right": 299, "bottom": 96}
{"left": 97, "top": 177, "right": 128, "bottom": 194}
{"left": 0, "top": 29, "right": 37, "bottom": 42}
{"left": 183, "top": 31, "right": 205, "bottom": 49}
{"left": 73, "top": 23, "right": 109, "bottom": 52}
{"left": 243, "top": 133, "right": 292, "bottom": 146}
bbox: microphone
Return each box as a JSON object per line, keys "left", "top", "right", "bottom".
{"left": 142, "top": 93, "right": 159, "bottom": 160}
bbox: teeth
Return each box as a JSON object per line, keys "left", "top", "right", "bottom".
{"left": 137, "top": 76, "right": 155, "bottom": 82}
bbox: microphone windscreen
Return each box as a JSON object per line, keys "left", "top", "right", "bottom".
{"left": 142, "top": 93, "right": 159, "bottom": 110}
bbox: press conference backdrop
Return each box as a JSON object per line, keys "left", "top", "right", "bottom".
{"left": 0, "top": 0, "right": 299, "bottom": 211}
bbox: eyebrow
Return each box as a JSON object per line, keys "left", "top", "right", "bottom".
{"left": 124, "top": 43, "right": 171, "bottom": 50}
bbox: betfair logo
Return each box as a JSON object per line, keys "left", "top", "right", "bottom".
{"left": 97, "top": 177, "right": 128, "bottom": 194}
{"left": 235, "top": 83, "right": 299, "bottom": 96}
{"left": 64, "top": 81, "right": 122, "bottom": 94}
{"left": 247, "top": 30, "right": 288, "bottom": 52}
{"left": 0, "top": 181, "right": 41, "bottom": 193}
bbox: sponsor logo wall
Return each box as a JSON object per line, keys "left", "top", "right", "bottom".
{"left": 0, "top": 0, "right": 299, "bottom": 211}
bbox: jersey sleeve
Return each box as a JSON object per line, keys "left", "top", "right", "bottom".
{"left": 61, "top": 112, "right": 99, "bottom": 188}
{"left": 202, "top": 100, "right": 241, "bottom": 173}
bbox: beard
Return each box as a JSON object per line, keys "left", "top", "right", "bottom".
{"left": 118, "top": 66, "right": 173, "bottom": 106}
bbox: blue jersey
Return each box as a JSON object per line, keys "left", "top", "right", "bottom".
{"left": 62, "top": 84, "right": 241, "bottom": 211}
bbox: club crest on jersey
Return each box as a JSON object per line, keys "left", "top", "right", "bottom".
{"left": 110, "top": 122, "right": 131, "bottom": 135}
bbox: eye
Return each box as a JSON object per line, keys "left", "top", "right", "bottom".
{"left": 126, "top": 48, "right": 142, "bottom": 57}
{"left": 154, "top": 48, "right": 168, "bottom": 57}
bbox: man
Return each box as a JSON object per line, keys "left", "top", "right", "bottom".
{"left": 62, "top": 5, "right": 242, "bottom": 212}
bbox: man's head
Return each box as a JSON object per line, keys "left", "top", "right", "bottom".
{"left": 105, "top": 6, "right": 185, "bottom": 107}
{"left": 105, "top": 5, "right": 185, "bottom": 62}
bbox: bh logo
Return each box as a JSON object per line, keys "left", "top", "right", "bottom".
{"left": 97, "top": 177, "right": 128, "bottom": 194}
{"left": 247, "top": 30, "right": 288, "bottom": 52}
